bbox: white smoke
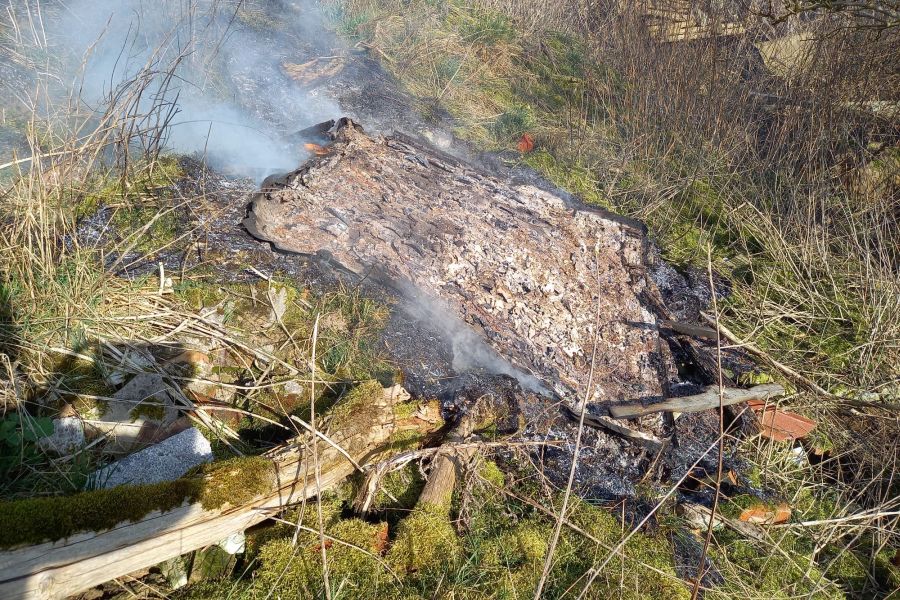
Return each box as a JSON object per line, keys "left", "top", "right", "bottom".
{"left": 395, "top": 279, "right": 551, "bottom": 395}
{"left": 47, "top": 0, "right": 339, "bottom": 180}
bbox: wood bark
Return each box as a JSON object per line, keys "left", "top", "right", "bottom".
{"left": 0, "top": 385, "right": 426, "bottom": 600}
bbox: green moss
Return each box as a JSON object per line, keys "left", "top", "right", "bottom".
{"left": 0, "top": 478, "right": 202, "bottom": 548}
{"left": 254, "top": 519, "right": 392, "bottom": 598}
{"left": 476, "top": 520, "right": 548, "bottom": 595}
{"left": 745, "top": 464, "right": 763, "bottom": 488}
{"left": 388, "top": 503, "right": 462, "bottom": 574}
{"left": 111, "top": 203, "right": 180, "bottom": 254}
{"left": 490, "top": 103, "right": 534, "bottom": 141}
{"left": 793, "top": 487, "right": 840, "bottom": 523}
{"left": 199, "top": 456, "right": 276, "bottom": 510}
{"left": 391, "top": 398, "right": 420, "bottom": 421}
{"left": 171, "top": 579, "right": 252, "bottom": 600}
{"left": 709, "top": 529, "right": 842, "bottom": 599}
{"left": 736, "top": 370, "right": 775, "bottom": 386}
{"left": 478, "top": 460, "right": 505, "bottom": 488}
{"left": 328, "top": 380, "right": 384, "bottom": 431}
{"left": 373, "top": 463, "right": 425, "bottom": 514}
{"left": 316, "top": 289, "right": 389, "bottom": 380}
{"left": 817, "top": 542, "right": 900, "bottom": 597}
{"left": 129, "top": 399, "right": 168, "bottom": 421}
{"left": 77, "top": 156, "right": 183, "bottom": 222}
{"left": 174, "top": 279, "right": 226, "bottom": 311}
{"left": 804, "top": 427, "right": 835, "bottom": 455}
{"left": 561, "top": 499, "right": 689, "bottom": 599}
{"left": 52, "top": 354, "right": 114, "bottom": 416}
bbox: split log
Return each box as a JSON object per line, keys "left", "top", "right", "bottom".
{"left": 608, "top": 384, "right": 785, "bottom": 419}
{"left": 0, "top": 385, "right": 435, "bottom": 600}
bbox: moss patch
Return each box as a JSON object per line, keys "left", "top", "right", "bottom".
{"left": 709, "top": 528, "right": 843, "bottom": 599}
{"left": 387, "top": 502, "right": 462, "bottom": 575}
{"left": 0, "top": 478, "right": 202, "bottom": 549}
{"left": 371, "top": 462, "right": 426, "bottom": 521}
{"left": 77, "top": 156, "right": 183, "bottom": 222}
{"left": 198, "top": 456, "right": 276, "bottom": 510}
{"left": 110, "top": 203, "right": 180, "bottom": 254}
{"left": 254, "top": 518, "right": 392, "bottom": 598}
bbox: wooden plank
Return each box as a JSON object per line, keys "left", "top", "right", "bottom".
{"left": 608, "top": 384, "right": 785, "bottom": 419}
{"left": 0, "top": 385, "right": 424, "bottom": 600}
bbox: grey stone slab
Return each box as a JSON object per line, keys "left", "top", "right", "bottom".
{"left": 90, "top": 427, "right": 213, "bottom": 489}
{"left": 37, "top": 417, "right": 85, "bottom": 455}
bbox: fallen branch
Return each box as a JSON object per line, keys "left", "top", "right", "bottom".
{"left": 0, "top": 385, "right": 436, "bottom": 600}
{"left": 563, "top": 406, "right": 668, "bottom": 452}
{"left": 699, "top": 314, "right": 900, "bottom": 412}
{"left": 608, "top": 384, "right": 785, "bottom": 419}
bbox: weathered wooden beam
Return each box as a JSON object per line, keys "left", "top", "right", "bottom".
{"left": 608, "top": 384, "right": 785, "bottom": 419}
{"left": 0, "top": 385, "right": 430, "bottom": 600}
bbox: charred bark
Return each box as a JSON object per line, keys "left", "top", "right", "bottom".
{"left": 245, "top": 119, "right": 672, "bottom": 442}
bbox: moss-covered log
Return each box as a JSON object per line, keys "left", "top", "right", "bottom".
{"left": 0, "top": 384, "right": 435, "bottom": 600}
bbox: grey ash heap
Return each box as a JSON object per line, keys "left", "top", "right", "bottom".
{"left": 245, "top": 118, "right": 679, "bottom": 465}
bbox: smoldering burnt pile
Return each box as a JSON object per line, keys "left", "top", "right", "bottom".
{"left": 244, "top": 118, "right": 706, "bottom": 490}
{"left": 246, "top": 119, "right": 668, "bottom": 413}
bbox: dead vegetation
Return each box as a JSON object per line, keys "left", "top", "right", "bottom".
{"left": 0, "top": 0, "right": 898, "bottom": 599}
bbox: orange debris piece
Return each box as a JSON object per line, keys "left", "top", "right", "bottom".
{"left": 747, "top": 399, "right": 817, "bottom": 442}
{"left": 305, "top": 142, "right": 329, "bottom": 156}
{"left": 374, "top": 523, "right": 389, "bottom": 555}
{"left": 739, "top": 503, "right": 792, "bottom": 525}
{"left": 517, "top": 133, "right": 535, "bottom": 153}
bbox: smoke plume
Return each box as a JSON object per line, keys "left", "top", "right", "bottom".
{"left": 47, "top": 0, "right": 339, "bottom": 180}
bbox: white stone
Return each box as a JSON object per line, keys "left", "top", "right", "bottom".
{"left": 158, "top": 556, "right": 189, "bottom": 589}
{"left": 90, "top": 427, "right": 213, "bottom": 489}
{"left": 217, "top": 532, "right": 246, "bottom": 555}
{"left": 266, "top": 285, "right": 289, "bottom": 326}
{"left": 37, "top": 417, "right": 85, "bottom": 455}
